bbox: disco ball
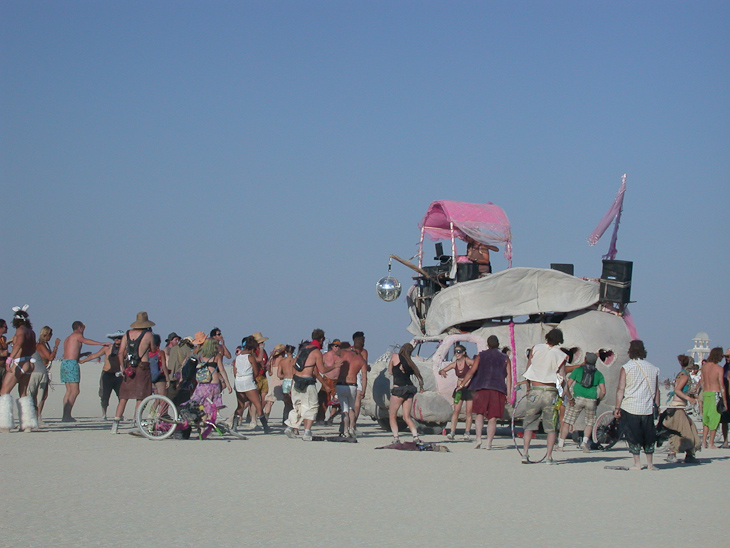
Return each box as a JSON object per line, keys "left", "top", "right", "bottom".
{"left": 376, "top": 275, "right": 402, "bottom": 302}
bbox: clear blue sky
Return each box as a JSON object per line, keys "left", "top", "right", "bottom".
{"left": 2, "top": 1, "right": 728, "bottom": 374}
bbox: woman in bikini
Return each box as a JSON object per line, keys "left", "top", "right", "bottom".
{"left": 0, "top": 307, "right": 38, "bottom": 432}
{"left": 388, "top": 342, "right": 424, "bottom": 444}
{"left": 439, "top": 344, "right": 476, "bottom": 440}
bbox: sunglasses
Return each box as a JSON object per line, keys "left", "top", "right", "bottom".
{"left": 454, "top": 349, "right": 465, "bottom": 354}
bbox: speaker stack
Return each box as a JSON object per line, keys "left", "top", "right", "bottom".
{"left": 600, "top": 260, "right": 633, "bottom": 304}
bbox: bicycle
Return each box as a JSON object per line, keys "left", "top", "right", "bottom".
{"left": 592, "top": 410, "right": 623, "bottom": 450}
{"left": 135, "top": 394, "right": 247, "bottom": 441}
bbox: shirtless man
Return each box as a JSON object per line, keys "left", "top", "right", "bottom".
{"left": 466, "top": 238, "right": 499, "bottom": 275}
{"left": 277, "top": 345, "right": 296, "bottom": 425}
{"left": 284, "top": 329, "right": 327, "bottom": 441}
{"left": 700, "top": 347, "right": 727, "bottom": 449}
{"left": 1, "top": 307, "right": 38, "bottom": 432}
{"left": 318, "top": 340, "right": 343, "bottom": 423}
{"left": 210, "top": 327, "right": 231, "bottom": 359}
{"left": 60, "top": 321, "right": 108, "bottom": 422}
{"left": 335, "top": 343, "right": 368, "bottom": 438}
{"left": 351, "top": 331, "right": 369, "bottom": 432}
{"left": 112, "top": 312, "right": 155, "bottom": 434}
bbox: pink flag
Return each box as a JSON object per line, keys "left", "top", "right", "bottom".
{"left": 588, "top": 174, "right": 626, "bottom": 260}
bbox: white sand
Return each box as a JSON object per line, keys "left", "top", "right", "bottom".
{"left": 2, "top": 362, "right": 726, "bottom": 547}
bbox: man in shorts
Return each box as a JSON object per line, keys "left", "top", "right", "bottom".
{"left": 700, "top": 347, "right": 727, "bottom": 449}
{"left": 557, "top": 352, "right": 605, "bottom": 452}
{"left": 284, "top": 329, "right": 327, "bottom": 441}
{"left": 461, "top": 335, "right": 512, "bottom": 449}
{"left": 521, "top": 329, "right": 568, "bottom": 464}
{"left": 61, "top": 321, "right": 109, "bottom": 422}
{"left": 334, "top": 342, "right": 367, "bottom": 438}
{"left": 351, "top": 331, "right": 369, "bottom": 433}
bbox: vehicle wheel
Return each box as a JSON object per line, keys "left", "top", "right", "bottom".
{"left": 592, "top": 410, "right": 620, "bottom": 449}
{"left": 136, "top": 395, "right": 178, "bottom": 440}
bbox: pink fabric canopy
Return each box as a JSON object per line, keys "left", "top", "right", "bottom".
{"left": 418, "top": 200, "right": 513, "bottom": 266}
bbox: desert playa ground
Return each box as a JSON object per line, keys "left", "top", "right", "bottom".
{"left": 1, "top": 362, "right": 726, "bottom": 547}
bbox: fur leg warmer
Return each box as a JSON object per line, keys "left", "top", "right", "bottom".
{"left": 18, "top": 396, "right": 38, "bottom": 432}
{"left": 0, "top": 394, "right": 14, "bottom": 431}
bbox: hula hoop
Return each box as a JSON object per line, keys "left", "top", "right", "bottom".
{"left": 511, "top": 393, "right": 548, "bottom": 463}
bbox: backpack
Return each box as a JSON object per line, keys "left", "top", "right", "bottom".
{"left": 294, "top": 342, "right": 314, "bottom": 372}
{"left": 195, "top": 360, "right": 214, "bottom": 384}
{"left": 580, "top": 363, "right": 596, "bottom": 389}
{"left": 125, "top": 329, "right": 149, "bottom": 368}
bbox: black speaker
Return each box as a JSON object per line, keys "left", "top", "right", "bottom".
{"left": 600, "top": 260, "right": 632, "bottom": 303}
{"left": 550, "top": 263, "right": 574, "bottom": 276}
{"left": 456, "top": 262, "right": 480, "bottom": 282}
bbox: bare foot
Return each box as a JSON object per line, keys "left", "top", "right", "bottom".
{"left": 629, "top": 465, "right": 643, "bottom": 471}
{"left": 474, "top": 442, "right": 481, "bottom": 449}
{"left": 646, "top": 465, "right": 659, "bottom": 471}
{"left": 486, "top": 444, "right": 492, "bottom": 450}
{"left": 708, "top": 445, "right": 718, "bottom": 449}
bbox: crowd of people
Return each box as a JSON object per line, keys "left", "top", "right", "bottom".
{"left": 2, "top": 306, "right": 729, "bottom": 470}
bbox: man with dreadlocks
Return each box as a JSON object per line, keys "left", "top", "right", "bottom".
{"left": 557, "top": 352, "right": 606, "bottom": 452}
{"left": 0, "top": 305, "right": 38, "bottom": 432}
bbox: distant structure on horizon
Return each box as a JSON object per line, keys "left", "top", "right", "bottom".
{"left": 688, "top": 332, "right": 710, "bottom": 364}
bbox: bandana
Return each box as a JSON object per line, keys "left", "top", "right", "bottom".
{"left": 309, "top": 339, "right": 323, "bottom": 350}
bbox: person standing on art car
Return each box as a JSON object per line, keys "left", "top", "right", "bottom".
{"left": 465, "top": 237, "right": 498, "bottom": 276}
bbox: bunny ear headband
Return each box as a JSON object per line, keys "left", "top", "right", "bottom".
{"left": 12, "top": 304, "right": 29, "bottom": 318}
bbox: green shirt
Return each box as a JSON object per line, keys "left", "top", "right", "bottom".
{"left": 569, "top": 366, "right": 605, "bottom": 400}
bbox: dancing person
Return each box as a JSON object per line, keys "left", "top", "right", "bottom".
{"left": 700, "top": 347, "right": 727, "bottom": 449}
{"left": 167, "top": 336, "right": 193, "bottom": 402}
{"left": 388, "top": 343, "right": 424, "bottom": 444}
{"left": 231, "top": 336, "right": 270, "bottom": 433}
{"left": 614, "top": 340, "right": 661, "bottom": 471}
{"left": 663, "top": 355, "right": 701, "bottom": 463}
{"left": 81, "top": 330, "right": 124, "bottom": 419}
{"left": 460, "top": 335, "right": 512, "bottom": 450}
{"left": 189, "top": 338, "right": 232, "bottom": 424}
{"left": 558, "top": 352, "right": 605, "bottom": 452}
{"left": 721, "top": 350, "right": 730, "bottom": 447}
{"left": 210, "top": 327, "right": 231, "bottom": 360}
{"left": 60, "top": 320, "right": 108, "bottom": 422}
{"left": 111, "top": 312, "right": 155, "bottom": 434}
{"left": 263, "top": 344, "right": 287, "bottom": 420}
{"left": 28, "top": 326, "right": 60, "bottom": 425}
{"left": 277, "top": 345, "right": 296, "bottom": 425}
{"left": 521, "top": 328, "right": 568, "bottom": 464}
{"left": 335, "top": 343, "right": 367, "bottom": 438}
{"left": 0, "top": 319, "right": 8, "bottom": 385}
{"left": 284, "top": 329, "right": 327, "bottom": 441}
{"left": 439, "top": 344, "right": 476, "bottom": 440}
{"left": 149, "top": 333, "right": 170, "bottom": 397}
{"left": 351, "top": 331, "right": 369, "bottom": 433}
{"left": 0, "top": 307, "right": 38, "bottom": 433}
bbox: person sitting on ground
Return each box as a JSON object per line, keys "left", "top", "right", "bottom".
{"left": 558, "top": 352, "right": 605, "bottom": 452}
{"left": 663, "top": 354, "right": 701, "bottom": 463}
{"left": 439, "top": 344, "right": 476, "bottom": 441}
{"left": 388, "top": 343, "right": 424, "bottom": 444}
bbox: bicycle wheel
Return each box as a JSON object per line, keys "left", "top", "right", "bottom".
{"left": 592, "top": 410, "right": 620, "bottom": 449}
{"left": 215, "top": 422, "right": 248, "bottom": 440}
{"left": 137, "top": 395, "right": 179, "bottom": 440}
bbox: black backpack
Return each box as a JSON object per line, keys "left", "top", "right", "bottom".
{"left": 125, "top": 329, "right": 149, "bottom": 368}
{"left": 294, "top": 342, "right": 314, "bottom": 372}
{"left": 580, "top": 362, "right": 597, "bottom": 389}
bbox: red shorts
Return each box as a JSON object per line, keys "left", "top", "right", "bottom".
{"left": 472, "top": 389, "right": 506, "bottom": 420}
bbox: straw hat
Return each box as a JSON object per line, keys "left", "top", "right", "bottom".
{"left": 272, "top": 343, "right": 286, "bottom": 355}
{"left": 252, "top": 332, "right": 268, "bottom": 344}
{"left": 130, "top": 312, "right": 155, "bottom": 329}
{"left": 192, "top": 331, "right": 207, "bottom": 345}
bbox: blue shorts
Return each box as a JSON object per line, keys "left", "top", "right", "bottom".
{"left": 60, "top": 359, "right": 81, "bottom": 383}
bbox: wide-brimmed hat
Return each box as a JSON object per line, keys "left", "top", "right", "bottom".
{"left": 130, "top": 312, "right": 155, "bottom": 329}
{"left": 107, "top": 330, "right": 125, "bottom": 340}
{"left": 166, "top": 332, "right": 180, "bottom": 342}
{"left": 252, "top": 332, "right": 268, "bottom": 344}
{"left": 192, "top": 331, "right": 207, "bottom": 345}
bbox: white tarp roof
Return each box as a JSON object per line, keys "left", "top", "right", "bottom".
{"left": 418, "top": 267, "right": 600, "bottom": 335}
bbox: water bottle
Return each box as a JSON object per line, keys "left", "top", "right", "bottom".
{"left": 453, "top": 389, "right": 462, "bottom": 404}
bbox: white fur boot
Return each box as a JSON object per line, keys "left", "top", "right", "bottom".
{"left": 18, "top": 396, "right": 38, "bottom": 432}
{"left": 0, "top": 394, "right": 15, "bottom": 432}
